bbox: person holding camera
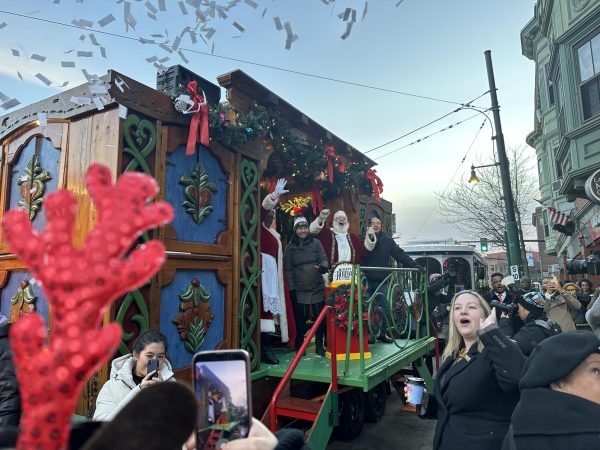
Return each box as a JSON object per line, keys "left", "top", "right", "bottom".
{"left": 498, "top": 292, "right": 561, "bottom": 356}
{"left": 284, "top": 216, "right": 329, "bottom": 356}
{"left": 544, "top": 278, "right": 581, "bottom": 333}
{"left": 416, "top": 290, "right": 525, "bottom": 450}
{"left": 94, "top": 330, "right": 174, "bottom": 421}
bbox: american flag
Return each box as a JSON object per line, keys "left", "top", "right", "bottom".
{"left": 548, "top": 207, "right": 569, "bottom": 226}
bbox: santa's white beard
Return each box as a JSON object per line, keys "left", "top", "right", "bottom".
{"left": 332, "top": 222, "right": 349, "bottom": 235}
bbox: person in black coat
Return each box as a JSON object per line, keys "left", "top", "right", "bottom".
{"left": 502, "top": 331, "right": 600, "bottom": 449}
{"left": 417, "top": 290, "right": 525, "bottom": 450}
{"left": 361, "top": 212, "right": 415, "bottom": 343}
{"left": 284, "top": 216, "right": 329, "bottom": 355}
{"left": 499, "top": 291, "right": 561, "bottom": 356}
{"left": 0, "top": 315, "right": 21, "bottom": 430}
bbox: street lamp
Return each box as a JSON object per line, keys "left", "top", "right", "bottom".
{"left": 468, "top": 162, "right": 500, "bottom": 185}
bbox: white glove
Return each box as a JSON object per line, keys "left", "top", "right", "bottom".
{"left": 271, "top": 178, "right": 289, "bottom": 198}
{"left": 318, "top": 209, "right": 331, "bottom": 222}
{"left": 366, "top": 226, "right": 375, "bottom": 239}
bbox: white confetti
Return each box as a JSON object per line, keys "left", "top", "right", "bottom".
{"left": 89, "top": 33, "right": 99, "bottom": 45}
{"left": 273, "top": 17, "right": 282, "bottom": 31}
{"left": 147, "top": 12, "right": 157, "bottom": 20}
{"left": 93, "top": 97, "right": 105, "bottom": 110}
{"left": 177, "top": 49, "right": 189, "bottom": 64}
{"left": 118, "top": 104, "right": 128, "bottom": 118}
{"left": 1, "top": 98, "right": 20, "bottom": 110}
{"left": 35, "top": 73, "right": 52, "bottom": 86}
{"left": 261, "top": 7, "right": 267, "bottom": 18}
{"left": 178, "top": 1, "right": 188, "bottom": 15}
{"left": 146, "top": 56, "right": 158, "bottom": 62}
{"left": 11, "top": 49, "right": 20, "bottom": 57}
{"left": 37, "top": 112, "right": 47, "bottom": 126}
{"left": 188, "top": 30, "right": 197, "bottom": 43}
{"left": 81, "top": 69, "right": 97, "bottom": 81}
{"left": 204, "top": 28, "right": 215, "bottom": 39}
{"left": 158, "top": 56, "right": 170, "bottom": 63}
{"left": 61, "top": 61, "right": 76, "bottom": 67}
{"left": 72, "top": 18, "right": 93, "bottom": 28}
{"left": 70, "top": 96, "right": 92, "bottom": 105}
{"left": 244, "top": 0, "right": 257, "bottom": 8}
{"left": 100, "top": 46, "right": 107, "bottom": 58}
{"left": 97, "top": 14, "right": 115, "bottom": 27}
{"left": 17, "top": 71, "right": 23, "bottom": 80}
{"left": 172, "top": 36, "right": 181, "bottom": 51}
{"left": 0, "top": 92, "right": 8, "bottom": 102}
{"left": 340, "top": 22, "right": 353, "bottom": 40}
{"left": 31, "top": 53, "right": 46, "bottom": 62}
{"left": 59, "top": 81, "right": 69, "bottom": 87}
{"left": 139, "top": 37, "right": 155, "bottom": 44}
{"left": 77, "top": 51, "right": 93, "bottom": 57}
{"left": 145, "top": 1, "right": 158, "bottom": 14}
{"left": 158, "top": 0, "right": 166, "bottom": 11}
{"left": 362, "top": 1, "right": 368, "bottom": 21}
{"left": 89, "top": 83, "right": 108, "bottom": 94}
{"left": 233, "top": 21, "right": 245, "bottom": 33}
{"left": 159, "top": 43, "right": 173, "bottom": 53}
{"left": 0, "top": 22, "right": 6, "bottom": 30}
{"left": 114, "top": 77, "right": 130, "bottom": 93}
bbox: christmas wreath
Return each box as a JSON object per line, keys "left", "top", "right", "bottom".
{"left": 327, "top": 284, "right": 370, "bottom": 335}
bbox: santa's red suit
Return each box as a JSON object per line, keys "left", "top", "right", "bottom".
{"left": 309, "top": 211, "right": 375, "bottom": 267}
{"left": 260, "top": 195, "right": 296, "bottom": 346}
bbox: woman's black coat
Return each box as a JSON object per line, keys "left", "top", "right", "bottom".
{"left": 284, "top": 236, "right": 328, "bottom": 305}
{"left": 420, "top": 327, "right": 525, "bottom": 450}
{"left": 0, "top": 322, "right": 20, "bottom": 429}
{"left": 502, "top": 387, "right": 600, "bottom": 449}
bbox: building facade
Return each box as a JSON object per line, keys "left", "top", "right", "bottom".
{"left": 521, "top": 0, "right": 600, "bottom": 281}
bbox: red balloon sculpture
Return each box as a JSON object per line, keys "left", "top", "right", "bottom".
{"left": 1, "top": 164, "right": 174, "bottom": 450}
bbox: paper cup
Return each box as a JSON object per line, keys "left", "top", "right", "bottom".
{"left": 406, "top": 377, "right": 425, "bottom": 405}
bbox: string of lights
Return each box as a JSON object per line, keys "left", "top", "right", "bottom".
{"left": 0, "top": 8, "right": 472, "bottom": 106}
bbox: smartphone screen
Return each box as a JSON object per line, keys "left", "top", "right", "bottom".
{"left": 193, "top": 350, "right": 251, "bottom": 450}
{"left": 147, "top": 359, "right": 159, "bottom": 378}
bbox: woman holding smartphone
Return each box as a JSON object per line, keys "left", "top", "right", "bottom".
{"left": 94, "top": 330, "right": 174, "bottom": 421}
{"left": 416, "top": 291, "right": 525, "bottom": 450}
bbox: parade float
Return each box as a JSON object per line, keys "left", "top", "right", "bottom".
{"left": 0, "top": 65, "right": 433, "bottom": 449}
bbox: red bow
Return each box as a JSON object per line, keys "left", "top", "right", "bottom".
{"left": 186, "top": 80, "right": 210, "bottom": 156}
{"left": 312, "top": 182, "right": 324, "bottom": 215}
{"left": 324, "top": 146, "right": 345, "bottom": 184}
{"left": 365, "top": 168, "right": 384, "bottom": 202}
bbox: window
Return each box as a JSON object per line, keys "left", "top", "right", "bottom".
{"left": 544, "top": 63, "right": 555, "bottom": 107}
{"left": 577, "top": 31, "right": 600, "bottom": 120}
{"left": 542, "top": 209, "right": 550, "bottom": 237}
{"left": 554, "top": 148, "right": 562, "bottom": 178}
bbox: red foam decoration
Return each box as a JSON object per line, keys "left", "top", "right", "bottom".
{"left": 1, "top": 164, "right": 173, "bottom": 450}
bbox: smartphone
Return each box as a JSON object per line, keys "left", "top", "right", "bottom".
{"left": 147, "top": 359, "right": 160, "bottom": 379}
{"left": 192, "top": 350, "right": 252, "bottom": 450}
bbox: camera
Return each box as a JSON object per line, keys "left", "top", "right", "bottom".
{"left": 566, "top": 251, "right": 600, "bottom": 275}
{"left": 444, "top": 264, "right": 457, "bottom": 280}
{"left": 490, "top": 299, "right": 517, "bottom": 314}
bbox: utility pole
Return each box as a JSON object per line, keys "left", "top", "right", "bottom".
{"left": 484, "top": 50, "right": 523, "bottom": 275}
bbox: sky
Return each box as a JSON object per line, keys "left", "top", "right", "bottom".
{"left": 0, "top": 0, "right": 538, "bottom": 246}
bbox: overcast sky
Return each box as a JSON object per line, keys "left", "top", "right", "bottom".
{"left": 0, "top": 0, "right": 538, "bottom": 246}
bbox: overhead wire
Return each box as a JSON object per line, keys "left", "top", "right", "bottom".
{"left": 412, "top": 118, "right": 490, "bottom": 239}
{"left": 373, "top": 110, "right": 489, "bottom": 161}
{"left": 364, "top": 90, "right": 490, "bottom": 155}
{"left": 0, "top": 8, "right": 471, "bottom": 106}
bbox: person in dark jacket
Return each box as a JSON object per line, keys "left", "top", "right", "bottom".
{"left": 499, "top": 291, "right": 561, "bottom": 356}
{"left": 574, "top": 279, "right": 593, "bottom": 327}
{"left": 361, "top": 212, "right": 415, "bottom": 343}
{"left": 502, "top": 331, "right": 600, "bottom": 449}
{"left": 417, "top": 290, "right": 525, "bottom": 450}
{"left": 284, "top": 216, "right": 329, "bottom": 355}
{"left": 0, "top": 314, "right": 21, "bottom": 430}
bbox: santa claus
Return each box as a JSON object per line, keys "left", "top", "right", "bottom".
{"left": 309, "top": 209, "right": 376, "bottom": 268}
{"left": 260, "top": 179, "right": 296, "bottom": 364}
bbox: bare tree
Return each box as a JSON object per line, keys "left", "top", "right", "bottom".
{"left": 436, "top": 145, "right": 539, "bottom": 252}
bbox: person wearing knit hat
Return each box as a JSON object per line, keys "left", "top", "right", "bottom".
{"left": 502, "top": 332, "right": 600, "bottom": 449}
{"left": 284, "top": 216, "right": 329, "bottom": 356}
{"left": 498, "top": 291, "right": 561, "bottom": 356}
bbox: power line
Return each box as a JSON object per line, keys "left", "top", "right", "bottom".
{"left": 412, "top": 118, "right": 488, "bottom": 239}
{"left": 363, "top": 90, "right": 490, "bottom": 154}
{"left": 0, "top": 9, "right": 470, "bottom": 106}
{"left": 373, "top": 110, "right": 487, "bottom": 161}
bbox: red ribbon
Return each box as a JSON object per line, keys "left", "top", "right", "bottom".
{"left": 324, "top": 146, "right": 345, "bottom": 184}
{"left": 312, "top": 182, "right": 324, "bottom": 215}
{"left": 185, "top": 80, "right": 210, "bottom": 156}
{"left": 365, "top": 168, "right": 384, "bottom": 203}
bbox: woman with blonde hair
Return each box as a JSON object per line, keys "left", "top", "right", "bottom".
{"left": 417, "top": 290, "right": 525, "bottom": 450}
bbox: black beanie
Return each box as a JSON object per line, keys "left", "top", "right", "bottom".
{"left": 517, "top": 291, "right": 545, "bottom": 314}
{"left": 520, "top": 331, "right": 600, "bottom": 389}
